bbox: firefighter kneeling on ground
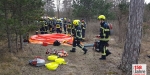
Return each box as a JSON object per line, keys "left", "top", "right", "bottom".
{"left": 55, "top": 19, "right": 62, "bottom": 33}
{"left": 70, "top": 20, "right": 88, "bottom": 54}
{"left": 98, "top": 15, "right": 111, "bottom": 60}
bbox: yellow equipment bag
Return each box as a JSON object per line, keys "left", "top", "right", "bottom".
{"left": 45, "top": 62, "right": 59, "bottom": 70}
{"left": 55, "top": 58, "right": 67, "bottom": 65}
{"left": 47, "top": 55, "right": 58, "bottom": 61}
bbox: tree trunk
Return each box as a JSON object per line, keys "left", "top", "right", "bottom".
{"left": 57, "top": 0, "right": 60, "bottom": 18}
{"left": 19, "top": 21, "right": 23, "bottom": 50}
{"left": 15, "top": 33, "right": 18, "bottom": 52}
{"left": 6, "top": 25, "right": 12, "bottom": 52}
{"left": 119, "top": 0, "right": 144, "bottom": 75}
{"left": 118, "top": 15, "right": 128, "bottom": 43}
{"left": 4, "top": 0, "right": 12, "bottom": 52}
{"left": 118, "top": 16, "right": 122, "bottom": 43}
{"left": 19, "top": 34, "right": 23, "bottom": 50}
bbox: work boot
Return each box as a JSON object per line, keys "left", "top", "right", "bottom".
{"left": 70, "top": 48, "right": 76, "bottom": 52}
{"left": 147, "top": 55, "right": 150, "bottom": 58}
{"left": 82, "top": 38, "right": 85, "bottom": 42}
{"left": 95, "top": 49, "right": 101, "bottom": 52}
{"left": 82, "top": 48, "right": 87, "bottom": 54}
{"left": 99, "top": 55, "right": 106, "bottom": 60}
{"left": 106, "top": 50, "right": 111, "bottom": 56}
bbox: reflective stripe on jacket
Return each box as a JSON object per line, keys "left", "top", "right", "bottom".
{"left": 100, "top": 27, "right": 110, "bottom": 41}
{"left": 72, "top": 26, "right": 82, "bottom": 39}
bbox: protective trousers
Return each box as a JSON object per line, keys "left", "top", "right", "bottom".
{"left": 99, "top": 40, "right": 111, "bottom": 60}
{"left": 49, "top": 25, "right": 53, "bottom": 32}
{"left": 73, "top": 39, "right": 82, "bottom": 49}
{"left": 82, "top": 29, "right": 85, "bottom": 39}
{"left": 70, "top": 39, "right": 87, "bottom": 54}
{"left": 44, "top": 26, "right": 48, "bottom": 34}
{"left": 40, "top": 27, "right": 46, "bottom": 34}
{"left": 63, "top": 24, "right": 67, "bottom": 34}
{"left": 56, "top": 28, "right": 61, "bottom": 33}
{"left": 67, "top": 29, "right": 71, "bottom": 35}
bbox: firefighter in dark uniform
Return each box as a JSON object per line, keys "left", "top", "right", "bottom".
{"left": 67, "top": 19, "right": 72, "bottom": 35}
{"left": 40, "top": 25, "right": 46, "bottom": 34}
{"left": 81, "top": 19, "right": 86, "bottom": 41}
{"left": 48, "top": 17, "right": 53, "bottom": 33}
{"left": 52, "top": 17, "right": 57, "bottom": 33}
{"left": 70, "top": 20, "right": 88, "bottom": 54}
{"left": 98, "top": 15, "right": 111, "bottom": 60}
{"left": 39, "top": 21, "right": 47, "bottom": 34}
{"left": 55, "top": 19, "right": 62, "bottom": 33}
{"left": 44, "top": 19, "right": 48, "bottom": 34}
{"left": 63, "top": 18, "right": 67, "bottom": 34}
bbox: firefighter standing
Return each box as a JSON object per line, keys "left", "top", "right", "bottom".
{"left": 67, "top": 19, "right": 72, "bottom": 35}
{"left": 55, "top": 19, "right": 62, "bottom": 33}
{"left": 48, "top": 17, "right": 54, "bottom": 33}
{"left": 52, "top": 17, "right": 57, "bottom": 32}
{"left": 39, "top": 20, "right": 47, "bottom": 34}
{"left": 40, "top": 25, "right": 46, "bottom": 34}
{"left": 70, "top": 20, "right": 88, "bottom": 54}
{"left": 98, "top": 15, "right": 111, "bottom": 60}
{"left": 63, "top": 18, "right": 67, "bottom": 34}
{"left": 81, "top": 19, "right": 86, "bottom": 41}
{"left": 44, "top": 19, "right": 48, "bottom": 34}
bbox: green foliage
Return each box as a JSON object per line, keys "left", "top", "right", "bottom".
{"left": 0, "top": 0, "right": 45, "bottom": 49}
{"left": 146, "top": 3, "right": 150, "bottom": 11}
{"left": 118, "top": 2, "right": 129, "bottom": 15}
{"left": 43, "top": 0, "right": 55, "bottom": 17}
{"left": 46, "top": 8, "right": 55, "bottom": 17}
{"left": 0, "top": 0, "right": 44, "bottom": 35}
{"left": 28, "top": 24, "right": 40, "bottom": 31}
{"left": 72, "top": 0, "right": 114, "bottom": 20}
{"left": 144, "top": 3, "right": 150, "bottom": 22}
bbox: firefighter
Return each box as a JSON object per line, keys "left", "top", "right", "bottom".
{"left": 39, "top": 21, "right": 47, "bottom": 34}
{"left": 98, "top": 15, "right": 111, "bottom": 60}
{"left": 40, "top": 25, "right": 46, "bottom": 34}
{"left": 70, "top": 20, "right": 88, "bottom": 54}
{"left": 63, "top": 18, "right": 67, "bottom": 34}
{"left": 67, "top": 19, "right": 72, "bottom": 35}
{"left": 52, "top": 17, "right": 57, "bottom": 33}
{"left": 48, "top": 17, "right": 54, "bottom": 33}
{"left": 55, "top": 19, "right": 62, "bottom": 33}
{"left": 81, "top": 19, "right": 86, "bottom": 41}
{"left": 43, "top": 19, "right": 48, "bottom": 34}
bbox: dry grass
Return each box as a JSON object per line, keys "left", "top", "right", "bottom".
{"left": 0, "top": 21, "right": 150, "bottom": 75}
{"left": 84, "top": 22, "right": 100, "bottom": 42}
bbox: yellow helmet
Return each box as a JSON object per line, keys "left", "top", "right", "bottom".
{"left": 48, "top": 17, "right": 50, "bottom": 19}
{"left": 64, "top": 18, "right": 66, "bottom": 20}
{"left": 98, "top": 15, "right": 106, "bottom": 20}
{"left": 57, "top": 19, "right": 61, "bottom": 22}
{"left": 73, "top": 20, "right": 80, "bottom": 26}
{"left": 48, "top": 17, "right": 52, "bottom": 20}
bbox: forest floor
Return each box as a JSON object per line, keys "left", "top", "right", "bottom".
{"left": 0, "top": 33, "right": 150, "bottom": 75}
{"left": 0, "top": 21, "right": 150, "bottom": 75}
